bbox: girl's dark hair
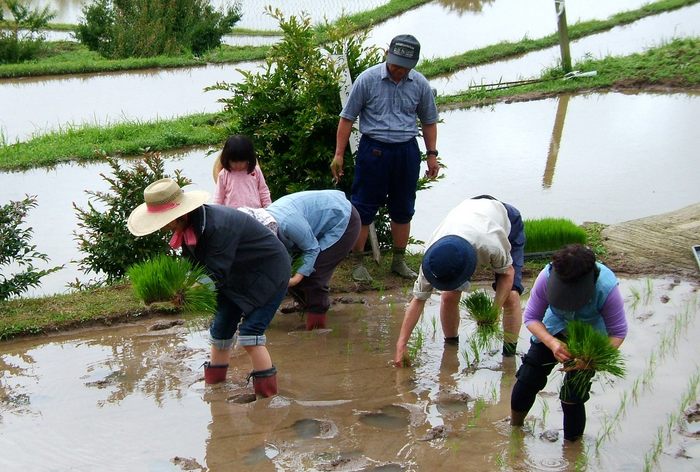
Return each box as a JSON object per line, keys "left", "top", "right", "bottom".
{"left": 551, "top": 244, "right": 596, "bottom": 282}
{"left": 219, "top": 134, "right": 257, "bottom": 174}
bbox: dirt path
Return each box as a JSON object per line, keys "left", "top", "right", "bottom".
{"left": 601, "top": 203, "right": 700, "bottom": 280}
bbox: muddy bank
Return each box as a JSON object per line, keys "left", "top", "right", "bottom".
{"left": 601, "top": 202, "right": 700, "bottom": 279}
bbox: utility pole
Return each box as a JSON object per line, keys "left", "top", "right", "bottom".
{"left": 555, "top": 0, "right": 572, "bottom": 72}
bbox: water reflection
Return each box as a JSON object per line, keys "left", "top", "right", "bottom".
{"left": 29, "top": 0, "right": 390, "bottom": 30}
{"left": 437, "top": 0, "right": 495, "bottom": 14}
{"left": 543, "top": 94, "right": 569, "bottom": 188}
{"left": 1, "top": 93, "right": 698, "bottom": 295}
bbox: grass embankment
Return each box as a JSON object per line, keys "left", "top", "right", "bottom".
{"left": 1, "top": 37, "right": 697, "bottom": 171}
{"left": 0, "top": 113, "right": 228, "bottom": 170}
{"left": 419, "top": 0, "right": 698, "bottom": 77}
{"left": 0, "top": 41, "right": 270, "bottom": 78}
{"left": 0, "top": 0, "right": 430, "bottom": 79}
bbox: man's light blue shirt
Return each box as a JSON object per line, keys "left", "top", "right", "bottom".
{"left": 266, "top": 190, "right": 352, "bottom": 277}
{"left": 340, "top": 62, "right": 438, "bottom": 143}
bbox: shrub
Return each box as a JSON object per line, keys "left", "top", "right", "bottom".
{"left": 210, "top": 10, "right": 439, "bottom": 249}
{"left": 0, "top": 0, "right": 55, "bottom": 64}
{"left": 524, "top": 218, "right": 587, "bottom": 253}
{"left": 127, "top": 254, "right": 216, "bottom": 314}
{"left": 0, "top": 196, "right": 62, "bottom": 300}
{"left": 75, "top": 0, "right": 241, "bottom": 58}
{"left": 73, "top": 152, "right": 190, "bottom": 285}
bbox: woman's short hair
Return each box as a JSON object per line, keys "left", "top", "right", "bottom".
{"left": 551, "top": 244, "right": 596, "bottom": 282}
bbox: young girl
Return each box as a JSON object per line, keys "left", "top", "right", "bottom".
{"left": 213, "top": 134, "right": 272, "bottom": 208}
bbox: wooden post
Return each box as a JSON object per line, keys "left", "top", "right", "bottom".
{"left": 334, "top": 53, "right": 381, "bottom": 263}
{"left": 555, "top": 0, "right": 572, "bottom": 72}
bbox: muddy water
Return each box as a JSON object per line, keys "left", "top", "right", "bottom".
{"left": 3, "top": 92, "right": 697, "bottom": 296}
{"left": 2, "top": 2, "right": 694, "bottom": 144}
{"left": 431, "top": 3, "right": 700, "bottom": 95}
{"left": 1, "top": 278, "right": 698, "bottom": 471}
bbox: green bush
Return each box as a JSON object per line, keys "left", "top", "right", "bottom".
{"left": 209, "top": 10, "right": 439, "bottom": 249}
{"left": 0, "top": 196, "right": 62, "bottom": 300}
{"left": 524, "top": 218, "right": 587, "bottom": 254}
{"left": 209, "top": 10, "right": 381, "bottom": 200}
{"left": 0, "top": 0, "right": 55, "bottom": 64}
{"left": 75, "top": 0, "right": 241, "bottom": 58}
{"left": 73, "top": 152, "right": 190, "bottom": 285}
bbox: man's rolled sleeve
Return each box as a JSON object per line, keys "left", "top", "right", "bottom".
{"left": 412, "top": 268, "right": 433, "bottom": 300}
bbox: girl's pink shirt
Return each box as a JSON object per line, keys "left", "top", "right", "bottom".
{"left": 213, "top": 164, "right": 272, "bottom": 209}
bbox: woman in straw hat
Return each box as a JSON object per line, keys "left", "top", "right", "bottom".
{"left": 127, "top": 178, "right": 291, "bottom": 398}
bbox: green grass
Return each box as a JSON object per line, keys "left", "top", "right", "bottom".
{"left": 127, "top": 255, "right": 217, "bottom": 314}
{"left": 440, "top": 37, "right": 700, "bottom": 107}
{"left": 0, "top": 113, "right": 228, "bottom": 170}
{"left": 524, "top": 218, "right": 588, "bottom": 254}
{"left": 0, "top": 283, "right": 167, "bottom": 340}
{"left": 419, "top": 0, "right": 698, "bottom": 79}
{"left": 0, "top": 42, "right": 270, "bottom": 78}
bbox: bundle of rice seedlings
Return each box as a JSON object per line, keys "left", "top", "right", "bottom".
{"left": 127, "top": 255, "right": 217, "bottom": 314}
{"left": 561, "top": 320, "right": 626, "bottom": 398}
{"left": 564, "top": 320, "right": 626, "bottom": 377}
{"left": 524, "top": 218, "right": 587, "bottom": 253}
{"left": 462, "top": 290, "right": 500, "bottom": 327}
{"left": 461, "top": 290, "right": 503, "bottom": 356}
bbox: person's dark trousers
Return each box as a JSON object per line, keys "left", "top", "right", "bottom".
{"left": 292, "top": 206, "right": 361, "bottom": 315}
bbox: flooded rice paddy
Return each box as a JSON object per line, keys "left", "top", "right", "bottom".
{"left": 3, "top": 2, "right": 699, "bottom": 143}
{"left": 1, "top": 278, "right": 698, "bottom": 471}
{"left": 2, "top": 92, "right": 698, "bottom": 296}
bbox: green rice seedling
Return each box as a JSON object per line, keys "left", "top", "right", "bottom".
{"left": 462, "top": 290, "right": 500, "bottom": 327}
{"left": 430, "top": 315, "right": 438, "bottom": 338}
{"left": 404, "top": 324, "right": 425, "bottom": 366}
{"left": 523, "top": 218, "right": 587, "bottom": 253}
{"left": 562, "top": 320, "right": 626, "bottom": 398}
{"left": 127, "top": 255, "right": 216, "bottom": 314}
{"left": 539, "top": 397, "right": 550, "bottom": 425}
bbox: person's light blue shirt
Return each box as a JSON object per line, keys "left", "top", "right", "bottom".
{"left": 340, "top": 62, "right": 438, "bottom": 143}
{"left": 266, "top": 190, "right": 352, "bottom": 277}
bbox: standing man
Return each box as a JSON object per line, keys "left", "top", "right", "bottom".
{"left": 331, "top": 34, "right": 440, "bottom": 282}
{"left": 393, "top": 196, "right": 526, "bottom": 366}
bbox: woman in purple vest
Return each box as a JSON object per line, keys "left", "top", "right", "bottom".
{"left": 510, "top": 244, "right": 627, "bottom": 442}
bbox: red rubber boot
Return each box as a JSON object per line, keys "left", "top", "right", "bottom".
{"left": 305, "top": 312, "right": 327, "bottom": 330}
{"left": 250, "top": 366, "right": 278, "bottom": 398}
{"left": 203, "top": 362, "right": 229, "bottom": 384}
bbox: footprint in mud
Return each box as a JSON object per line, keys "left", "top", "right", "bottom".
{"left": 292, "top": 418, "right": 339, "bottom": 439}
{"left": 242, "top": 443, "right": 280, "bottom": 466}
{"left": 359, "top": 405, "right": 410, "bottom": 430}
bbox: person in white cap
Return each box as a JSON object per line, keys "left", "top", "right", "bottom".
{"left": 331, "top": 34, "right": 439, "bottom": 283}
{"left": 393, "top": 196, "right": 526, "bottom": 366}
{"left": 127, "top": 178, "right": 291, "bottom": 398}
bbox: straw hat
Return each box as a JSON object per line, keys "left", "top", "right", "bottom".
{"left": 127, "top": 178, "right": 210, "bottom": 236}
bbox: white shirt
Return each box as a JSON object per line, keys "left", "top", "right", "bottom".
{"left": 413, "top": 198, "right": 513, "bottom": 299}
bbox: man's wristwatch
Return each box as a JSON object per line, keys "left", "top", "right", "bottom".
{"left": 426, "top": 150, "right": 439, "bottom": 157}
